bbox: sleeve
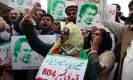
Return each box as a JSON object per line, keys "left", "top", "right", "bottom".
{"left": 22, "top": 23, "right": 53, "bottom": 57}
{"left": 84, "top": 54, "right": 97, "bottom": 80}
{"left": 102, "top": 20, "right": 124, "bottom": 40}
{"left": 99, "top": 51, "right": 115, "bottom": 75}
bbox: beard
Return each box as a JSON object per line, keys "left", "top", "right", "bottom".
{"left": 68, "top": 17, "right": 76, "bottom": 24}
{"left": 129, "top": 12, "right": 133, "bottom": 17}
{"left": 127, "top": 13, "right": 133, "bottom": 24}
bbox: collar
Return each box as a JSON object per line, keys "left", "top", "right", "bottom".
{"left": 40, "top": 30, "right": 54, "bottom": 35}
{"left": 130, "top": 25, "right": 133, "bottom": 31}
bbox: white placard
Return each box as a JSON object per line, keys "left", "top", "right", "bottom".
{"left": 0, "top": 41, "right": 11, "bottom": 66}
{"left": 36, "top": 54, "right": 88, "bottom": 80}
{"left": 11, "top": 35, "right": 56, "bottom": 70}
{"left": 9, "top": 0, "right": 40, "bottom": 12}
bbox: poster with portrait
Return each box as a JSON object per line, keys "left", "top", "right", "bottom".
{"left": 0, "top": 41, "right": 12, "bottom": 66}
{"left": 36, "top": 54, "right": 88, "bottom": 80}
{"left": 47, "top": 0, "right": 77, "bottom": 21}
{"left": 9, "top": 0, "right": 40, "bottom": 12}
{"left": 11, "top": 35, "right": 56, "bottom": 70}
{"left": 76, "top": 1, "right": 115, "bottom": 29}
{"left": 76, "top": 2, "right": 101, "bottom": 29}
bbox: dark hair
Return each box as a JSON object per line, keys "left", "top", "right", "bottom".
{"left": 83, "top": 30, "right": 92, "bottom": 49}
{"left": 86, "top": 29, "right": 112, "bottom": 55}
{"left": 128, "top": 0, "right": 133, "bottom": 8}
{"left": 2, "top": 10, "right": 11, "bottom": 15}
{"left": 14, "top": 38, "right": 28, "bottom": 58}
{"left": 79, "top": 3, "right": 98, "bottom": 18}
{"left": 65, "top": 5, "right": 78, "bottom": 15}
{"left": 41, "top": 14, "right": 54, "bottom": 23}
{"left": 112, "top": 3, "right": 121, "bottom": 10}
{"left": 35, "top": 9, "right": 46, "bottom": 14}
{"left": 97, "top": 29, "right": 112, "bottom": 55}
{"left": 52, "top": 0, "right": 65, "bottom": 11}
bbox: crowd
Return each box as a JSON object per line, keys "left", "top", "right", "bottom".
{"left": 0, "top": 0, "right": 133, "bottom": 80}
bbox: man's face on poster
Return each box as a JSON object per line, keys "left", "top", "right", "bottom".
{"left": 54, "top": 3, "right": 65, "bottom": 16}
{"left": 19, "top": 42, "right": 32, "bottom": 64}
{"left": 82, "top": 8, "right": 97, "bottom": 25}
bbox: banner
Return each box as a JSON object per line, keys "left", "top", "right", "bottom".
{"left": 76, "top": 1, "right": 115, "bottom": 29}
{"left": 9, "top": 0, "right": 40, "bottom": 12}
{"left": 0, "top": 41, "right": 11, "bottom": 66}
{"left": 11, "top": 35, "right": 56, "bottom": 70}
{"left": 76, "top": 2, "right": 101, "bottom": 29}
{"left": 47, "top": 0, "right": 106, "bottom": 22}
{"left": 47, "top": 0, "right": 77, "bottom": 21}
{"left": 36, "top": 54, "right": 88, "bottom": 80}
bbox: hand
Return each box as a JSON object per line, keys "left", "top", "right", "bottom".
{"left": 33, "top": 2, "right": 41, "bottom": 10}
{"left": 21, "top": 15, "right": 32, "bottom": 25}
{"left": 0, "top": 16, "right": 3, "bottom": 21}
{"left": 23, "top": 8, "right": 30, "bottom": 16}
{"left": 25, "top": 2, "right": 41, "bottom": 17}
{"left": 62, "top": 18, "right": 69, "bottom": 23}
{"left": 82, "top": 27, "right": 89, "bottom": 39}
{"left": 53, "top": 22, "right": 61, "bottom": 31}
{"left": 90, "top": 38, "right": 101, "bottom": 51}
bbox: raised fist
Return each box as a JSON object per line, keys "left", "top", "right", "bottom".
{"left": 33, "top": 2, "right": 41, "bottom": 10}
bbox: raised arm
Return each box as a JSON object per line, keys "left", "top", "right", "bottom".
{"left": 102, "top": 20, "right": 124, "bottom": 40}
{"left": 21, "top": 3, "right": 53, "bottom": 57}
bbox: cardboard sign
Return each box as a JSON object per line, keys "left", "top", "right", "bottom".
{"left": 47, "top": 0, "right": 77, "bottom": 21}
{"left": 106, "top": 5, "right": 116, "bottom": 21}
{"left": 0, "top": 41, "right": 11, "bottom": 66}
{"left": 11, "top": 35, "right": 56, "bottom": 70}
{"left": 36, "top": 54, "right": 88, "bottom": 80}
{"left": 76, "top": 2, "right": 101, "bottom": 29}
{"left": 9, "top": 0, "right": 40, "bottom": 12}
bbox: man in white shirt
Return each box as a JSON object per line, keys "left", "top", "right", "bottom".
{"left": 102, "top": 1, "right": 133, "bottom": 80}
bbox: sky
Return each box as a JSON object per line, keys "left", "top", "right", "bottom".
{"left": 40, "top": 0, "right": 131, "bottom": 17}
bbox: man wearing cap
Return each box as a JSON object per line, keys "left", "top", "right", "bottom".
{"left": 65, "top": 5, "right": 78, "bottom": 24}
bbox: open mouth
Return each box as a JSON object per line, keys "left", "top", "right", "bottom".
{"left": 42, "top": 24, "right": 48, "bottom": 28}
{"left": 11, "top": 17, "right": 16, "bottom": 20}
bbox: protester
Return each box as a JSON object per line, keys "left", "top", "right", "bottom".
{"left": 33, "top": 9, "right": 46, "bottom": 30}
{"left": 8, "top": 10, "right": 28, "bottom": 80}
{"left": 0, "top": 19, "right": 13, "bottom": 80}
{"left": 38, "top": 14, "right": 54, "bottom": 35}
{"left": 112, "top": 4, "right": 126, "bottom": 24}
{"left": 2, "top": 0, "right": 133, "bottom": 80}
{"left": 20, "top": 2, "right": 99, "bottom": 80}
{"left": 86, "top": 28, "right": 115, "bottom": 80}
{"left": 102, "top": 0, "right": 133, "bottom": 80}
{"left": 9, "top": 10, "right": 21, "bottom": 35}
{"left": 0, "top": 20, "right": 11, "bottom": 43}
{"left": 65, "top": 5, "right": 78, "bottom": 24}
{"left": 1, "top": 10, "right": 11, "bottom": 24}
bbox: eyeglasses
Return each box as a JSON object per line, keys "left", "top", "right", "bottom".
{"left": 35, "top": 14, "right": 43, "bottom": 16}
{"left": 61, "top": 27, "right": 69, "bottom": 35}
{"left": 0, "top": 28, "right": 11, "bottom": 33}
